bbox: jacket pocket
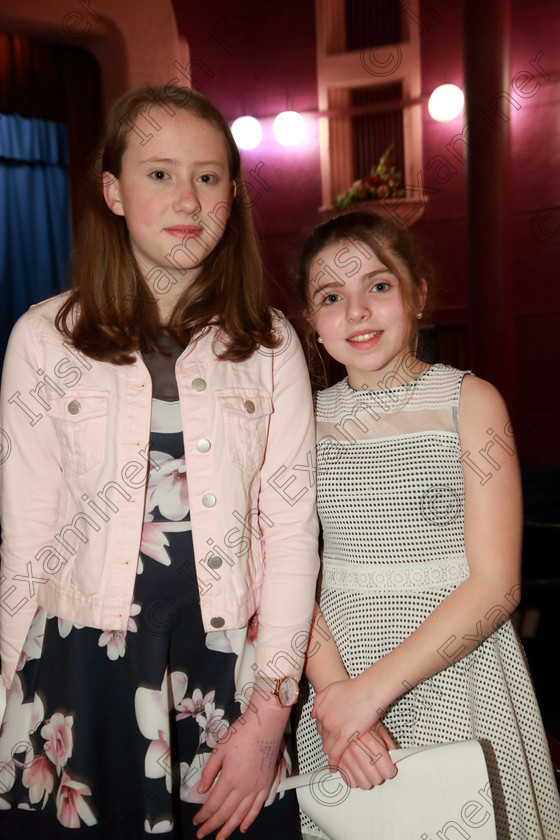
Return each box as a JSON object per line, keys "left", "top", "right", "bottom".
{"left": 50, "top": 390, "right": 110, "bottom": 474}
{"left": 215, "top": 388, "right": 273, "bottom": 474}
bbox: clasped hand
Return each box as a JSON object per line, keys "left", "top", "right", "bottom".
{"left": 312, "top": 677, "right": 397, "bottom": 789}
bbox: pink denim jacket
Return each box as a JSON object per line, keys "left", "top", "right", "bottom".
{"left": 0, "top": 294, "right": 319, "bottom": 689}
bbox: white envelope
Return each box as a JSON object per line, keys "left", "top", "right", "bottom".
{"left": 281, "top": 740, "right": 497, "bottom": 840}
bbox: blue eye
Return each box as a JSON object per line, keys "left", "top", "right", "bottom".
{"left": 323, "top": 293, "right": 341, "bottom": 305}
{"left": 372, "top": 282, "right": 390, "bottom": 292}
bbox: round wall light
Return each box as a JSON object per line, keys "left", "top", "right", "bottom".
{"left": 231, "top": 115, "right": 263, "bottom": 150}
{"left": 428, "top": 84, "right": 464, "bottom": 122}
{"left": 273, "top": 110, "right": 306, "bottom": 146}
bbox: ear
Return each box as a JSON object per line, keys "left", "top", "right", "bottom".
{"left": 417, "top": 278, "right": 428, "bottom": 313}
{"left": 230, "top": 179, "right": 237, "bottom": 201}
{"left": 103, "top": 172, "right": 124, "bottom": 216}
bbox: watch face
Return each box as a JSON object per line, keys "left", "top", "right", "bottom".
{"left": 278, "top": 677, "right": 299, "bottom": 707}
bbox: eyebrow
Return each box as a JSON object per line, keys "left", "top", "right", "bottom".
{"left": 310, "top": 267, "right": 393, "bottom": 299}
{"left": 139, "top": 157, "right": 226, "bottom": 167}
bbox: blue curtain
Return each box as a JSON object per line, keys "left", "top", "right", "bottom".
{"left": 0, "top": 113, "right": 71, "bottom": 363}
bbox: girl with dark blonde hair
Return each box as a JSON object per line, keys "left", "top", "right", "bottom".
{"left": 0, "top": 85, "right": 318, "bottom": 840}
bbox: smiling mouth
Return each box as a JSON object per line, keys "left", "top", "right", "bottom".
{"left": 347, "top": 330, "right": 382, "bottom": 343}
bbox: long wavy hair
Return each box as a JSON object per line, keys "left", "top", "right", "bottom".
{"left": 294, "top": 211, "right": 431, "bottom": 390}
{"left": 56, "top": 85, "right": 279, "bottom": 363}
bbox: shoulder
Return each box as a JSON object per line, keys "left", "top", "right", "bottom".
{"left": 458, "top": 374, "right": 512, "bottom": 439}
{"left": 5, "top": 292, "right": 71, "bottom": 357}
{"left": 459, "top": 374, "right": 509, "bottom": 414}
{"left": 19, "top": 291, "right": 72, "bottom": 334}
{"left": 315, "top": 378, "right": 349, "bottom": 416}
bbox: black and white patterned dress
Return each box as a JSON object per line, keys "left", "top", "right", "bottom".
{"left": 296, "top": 365, "right": 560, "bottom": 840}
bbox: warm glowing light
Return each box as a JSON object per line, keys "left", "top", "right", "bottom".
{"left": 428, "top": 84, "right": 464, "bottom": 122}
{"left": 231, "top": 116, "right": 263, "bottom": 150}
{"left": 273, "top": 111, "right": 306, "bottom": 146}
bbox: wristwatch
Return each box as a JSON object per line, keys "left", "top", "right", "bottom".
{"left": 272, "top": 676, "right": 299, "bottom": 707}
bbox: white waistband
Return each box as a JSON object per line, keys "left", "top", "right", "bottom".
{"left": 322, "top": 555, "right": 469, "bottom": 593}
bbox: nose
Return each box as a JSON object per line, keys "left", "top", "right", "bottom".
{"left": 347, "top": 293, "right": 371, "bottom": 322}
{"left": 173, "top": 180, "right": 201, "bottom": 214}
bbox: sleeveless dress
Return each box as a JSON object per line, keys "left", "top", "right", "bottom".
{"left": 295, "top": 365, "right": 560, "bottom": 840}
{"left": 0, "top": 352, "right": 299, "bottom": 838}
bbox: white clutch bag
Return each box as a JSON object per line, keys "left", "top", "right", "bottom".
{"left": 280, "top": 740, "right": 497, "bottom": 840}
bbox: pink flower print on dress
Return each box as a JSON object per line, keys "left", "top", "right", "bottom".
{"left": 196, "top": 702, "right": 229, "bottom": 749}
{"left": 145, "top": 451, "right": 190, "bottom": 520}
{"left": 179, "top": 754, "right": 209, "bottom": 804}
{"left": 0, "top": 674, "right": 45, "bottom": 796}
{"left": 56, "top": 617, "right": 84, "bottom": 638}
{"left": 17, "top": 608, "right": 47, "bottom": 671}
{"left": 139, "top": 513, "right": 172, "bottom": 572}
{"left": 144, "top": 817, "right": 174, "bottom": 834}
{"left": 97, "top": 607, "right": 139, "bottom": 659}
{"left": 176, "top": 688, "right": 215, "bottom": 721}
{"left": 55, "top": 773, "right": 96, "bottom": 828}
{"left": 41, "top": 713, "right": 73, "bottom": 773}
{"left": 22, "top": 753, "right": 54, "bottom": 807}
{"left": 98, "top": 630, "right": 126, "bottom": 661}
{"left": 135, "top": 670, "right": 188, "bottom": 793}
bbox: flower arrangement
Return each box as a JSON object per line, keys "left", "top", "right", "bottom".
{"left": 333, "top": 144, "right": 405, "bottom": 210}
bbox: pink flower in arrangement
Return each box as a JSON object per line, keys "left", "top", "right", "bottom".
{"left": 196, "top": 703, "right": 229, "bottom": 749}
{"left": 176, "top": 689, "right": 215, "bottom": 721}
{"left": 56, "top": 773, "right": 96, "bottom": 828}
{"left": 22, "top": 754, "right": 54, "bottom": 807}
{"left": 145, "top": 451, "right": 190, "bottom": 520}
{"left": 41, "top": 713, "right": 74, "bottom": 772}
{"left": 98, "top": 630, "right": 127, "bottom": 661}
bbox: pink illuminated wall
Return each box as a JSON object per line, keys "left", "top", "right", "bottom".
{"left": 172, "top": 0, "right": 560, "bottom": 468}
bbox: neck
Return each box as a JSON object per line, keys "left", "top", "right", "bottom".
{"left": 347, "top": 353, "right": 430, "bottom": 392}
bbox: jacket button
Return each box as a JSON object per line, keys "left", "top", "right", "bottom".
{"left": 210, "top": 616, "right": 225, "bottom": 628}
{"left": 244, "top": 400, "right": 255, "bottom": 414}
{"left": 67, "top": 400, "right": 81, "bottom": 415}
{"left": 202, "top": 493, "right": 216, "bottom": 508}
{"left": 192, "top": 378, "right": 206, "bottom": 391}
{"left": 208, "top": 555, "right": 222, "bottom": 570}
{"left": 196, "top": 438, "right": 211, "bottom": 453}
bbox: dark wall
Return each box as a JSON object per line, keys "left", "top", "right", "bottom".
{"left": 171, "top": 0, "right": 560, "bottom": 472}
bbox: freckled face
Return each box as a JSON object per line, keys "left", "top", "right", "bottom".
{"left": 103, "top": 107, "right": 234, "bottom": 286}
{"left": 307, "top": 239, "right": 418, "bottom": 390}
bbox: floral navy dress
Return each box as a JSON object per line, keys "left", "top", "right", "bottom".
{"left": 0, "top": 347, "right": 298, "bottom": 839}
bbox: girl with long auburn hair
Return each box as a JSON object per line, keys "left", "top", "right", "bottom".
{"left": 0, "top": 85, "right": 318, "bottom": 840}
